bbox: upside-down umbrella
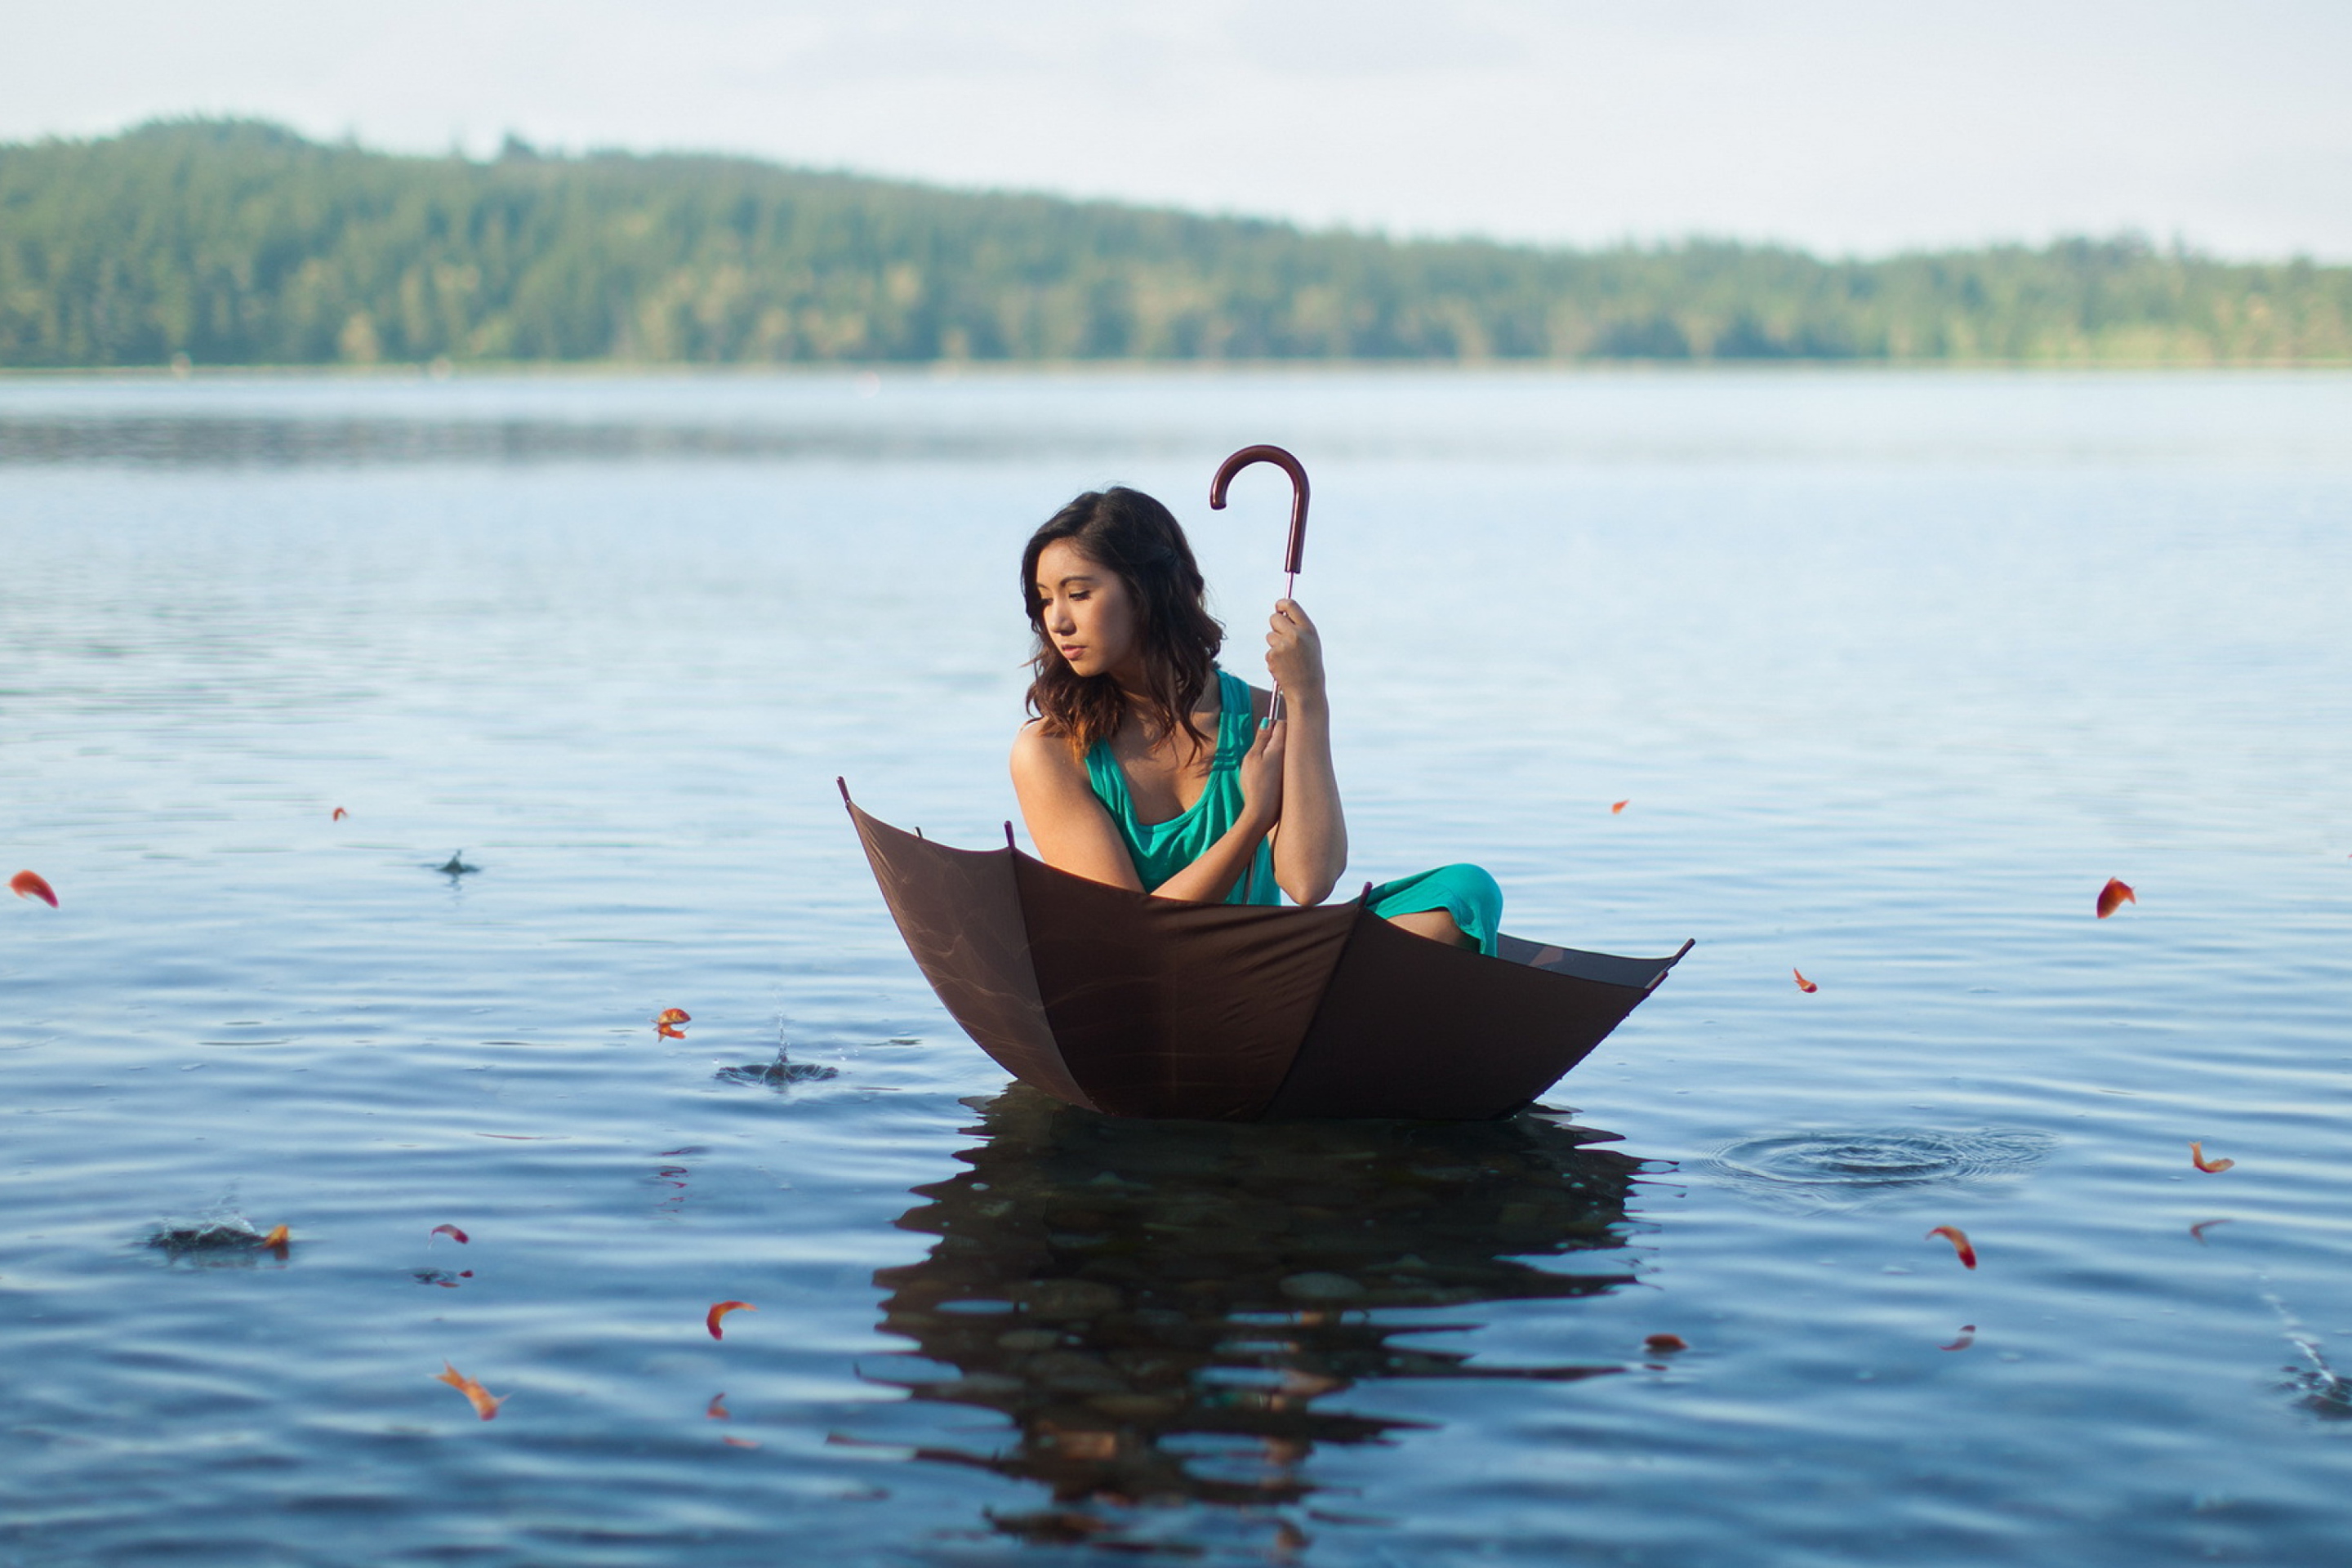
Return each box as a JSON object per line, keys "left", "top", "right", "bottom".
{"left": 843, "top": 794, "right": 1689, "bottom": 1120}
{"left": 840, "top": 443, "right": 1690, "bottom": 1120}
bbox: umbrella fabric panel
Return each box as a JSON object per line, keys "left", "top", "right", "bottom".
{"left": 1494, "top": 933, "right": 1690, "bottom": 991}
{"left": 1010, "top": 855, "right": 1358, "bottom": 1120}
{"left": 1262, "top": 915, "right": 1658, "bottom": 1120}
{"left": 849, "top": 804, "right": 1097, "bottom": 1111}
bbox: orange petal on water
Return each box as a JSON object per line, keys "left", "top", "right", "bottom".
{"left": 657, "top": 1022, "right": 686, "bottom": 1040}
{"left": 1939, "top": 1325, "right": 1977, "bottom": 1352}
{"left": 10, "top": 870, "right": 59, "bottom": 907}
{"left": 1610, "top": 800, "right": 1628, "bottom": 814}
{"left": 435, "top": 1361, "right": 508, "bottom": 1420}
{"left": 721, "top": 1436, "right": 760, "bottom": 1449}
{"left": 1927, "top": 1226, "right": 1977, "bottom": 1269}
{"left": 656, "top": 1008, "right": 691, "bottom": 1026}
{"left": 2096, "top": 877, "right": 2136, "bottom": 919}
{"left": 2189, "top": 1141, "right": 2236, "bottom": 1174}
{"left": 706, "top": 1394, "right": 730, "bottom": 1419}
{"left": 1643, "top": 1333, "right": 1688, "bottom": 1352}
{"left": 1793, "top": 968, "right": 1818, "bottom": 993}
{"left": 2189, "top": 1218, "right": 2233, "bottom": 1244}
{"left": 332, "top": 807, "right": 348, "bottom": 822}
{"left": 430, "top": 1223, "right": 470, "bottom": 1244}
{"left": 707, "top": 1300, "right": 755, "bottom": 1339}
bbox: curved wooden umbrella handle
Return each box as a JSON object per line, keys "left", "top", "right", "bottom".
{"left": 1209, "top": 444, "right": 1309, "bottom": 578}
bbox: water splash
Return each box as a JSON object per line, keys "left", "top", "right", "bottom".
{"left": 2263, "top": 1290, "right": 2352, "bottom": 1420}
{"left": 144, "top": 1209, "right": 279, "bottom": 1268}
{"left": 715, "top": 1048, "right": 839, "bottom": 1089}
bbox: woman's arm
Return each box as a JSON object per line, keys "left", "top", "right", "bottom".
{"left": 1263, "top": 598, "right": 1348, "bottom": 905}
{"left": 1009, "top": 721, "right": 1282, "bottom": 903}
{"left": 1010, "top": 724, "right": 1143, "bottom": 890}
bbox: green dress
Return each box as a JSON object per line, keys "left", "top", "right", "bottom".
{"left": 1085, "top": 668, "right": 1503, "bottom": 955}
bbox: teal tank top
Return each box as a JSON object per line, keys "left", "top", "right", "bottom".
{"left": 1085, "top": 668, "right": 1278, "bottom": 906}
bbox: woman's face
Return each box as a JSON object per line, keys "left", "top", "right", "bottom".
{"left": 1034, "top": 539, "right": 1141, "bottom": 681}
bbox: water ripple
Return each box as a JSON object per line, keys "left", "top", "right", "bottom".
{"left": 1707, "top": 1128, "right": 2059, "bottom": 1210}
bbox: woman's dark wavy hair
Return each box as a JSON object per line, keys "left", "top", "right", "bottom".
{"left": 1022, "top": 487, "right": 1225, "bottom": 758}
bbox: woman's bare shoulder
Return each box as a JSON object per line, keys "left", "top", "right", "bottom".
{"left": 1011, "top": 719, "right": 1084, "bottom": 779}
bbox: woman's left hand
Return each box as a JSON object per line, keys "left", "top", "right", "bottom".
{"left": 1265, "top": 599, "right": 1325, "bottom": 701}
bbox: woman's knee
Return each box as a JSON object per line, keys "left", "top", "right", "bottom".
{"left": 1386, "top": 906, "right": 1472, "bottom": 947}
{"left": 1434, "top": 864, "right": 1502, "bottom": 930}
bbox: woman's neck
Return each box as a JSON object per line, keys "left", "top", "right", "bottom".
{"left": 1105, "top": 653, "right": 1218, "bottom": 706}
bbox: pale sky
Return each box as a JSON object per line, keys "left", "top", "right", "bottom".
{"left": 5, "top": 0, "right": 2347, "bottom": 260}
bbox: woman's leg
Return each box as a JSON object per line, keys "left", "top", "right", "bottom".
{"left": 1366, "top": 865, "right": 1500, "bottom": 953}
{"left": 1386, "top": 906, "right": 1472, "bottom": 947}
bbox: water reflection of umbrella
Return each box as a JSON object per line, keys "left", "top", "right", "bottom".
{"left": 863, "top": 1085, "right": 1642, "bottom": 1547}
{"left": 843, "top": 787, "right": 1690, "bottom": 1120}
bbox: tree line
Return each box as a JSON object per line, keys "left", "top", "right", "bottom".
{"left": 2, "top": 118, "right": 2345, "bottom": 368}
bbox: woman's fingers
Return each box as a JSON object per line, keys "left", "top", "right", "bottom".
{"left": 1267, "top": 600, "right": 1316, "bottom": 643}
{"left": 1266, "top": 598, "right": 1325, "bottom": 693}
{"left": 1248, "top": 716, "right": 1286, "bottom": 778}
{"left": 1240, "top": 715, "right": 1285, "bottom": 826}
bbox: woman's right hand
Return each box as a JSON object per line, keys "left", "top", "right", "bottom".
{"left": 1239, "top": 714, "right": 1285, "bottom": 832}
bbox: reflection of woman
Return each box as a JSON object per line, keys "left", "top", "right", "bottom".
{"left": 1010, "top": 486, "right": 1503, "bottom": 951}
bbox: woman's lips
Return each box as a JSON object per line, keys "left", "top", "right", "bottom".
{"left": 1060, "top": 644, "right": 1086, "bottom": 660}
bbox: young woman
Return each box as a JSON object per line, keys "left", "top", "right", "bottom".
{"left": 1009, "top": 485, "right": 1503, "bottom": 951}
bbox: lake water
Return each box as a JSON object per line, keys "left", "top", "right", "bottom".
{"left": 3, "top": 367, "right": 2349, "bottom": 1566}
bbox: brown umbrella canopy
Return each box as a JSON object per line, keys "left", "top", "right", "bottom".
{"left": 844, "top": 787, "right": 1690, "bottom": 1120}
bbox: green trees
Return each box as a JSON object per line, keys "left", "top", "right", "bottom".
{"left": 2, "top": 119, "right": 2344, "bottom": 368}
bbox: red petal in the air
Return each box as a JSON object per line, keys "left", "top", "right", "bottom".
{"left": 706, "top": 1300, "right": 756, "bottom": 1340}
{"left": 435, "top": 1362, "right": 508, "bottom": 1420}
{"left": 1927, "top": 1226, "right": 1978, "bottom": 1269}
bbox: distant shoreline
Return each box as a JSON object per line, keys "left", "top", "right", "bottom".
{"left": 7, "top": 120, "right": 2350, "bottom": 371}
{"left": 6, "top": 359, "right": 2350, "bottom": 380}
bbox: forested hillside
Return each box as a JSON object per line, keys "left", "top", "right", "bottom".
{"left": 2, "top": 119, "right": 2345, "bottom": 368}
